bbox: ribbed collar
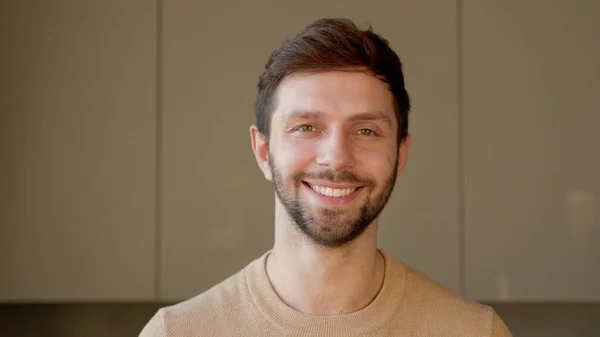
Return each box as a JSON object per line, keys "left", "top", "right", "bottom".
{"left": 245, "top": 249, "right": 406, "bottom": 336}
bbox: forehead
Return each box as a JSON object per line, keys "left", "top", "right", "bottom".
{"left": 273, "top": 71, "right": 396, "bottom": 123}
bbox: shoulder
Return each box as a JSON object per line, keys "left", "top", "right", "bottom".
{"left": 393, "top": 259, "right": 511, "bottom": 336}
{"left": 139, "top": 265, "right": 259, "bottom": 336}
{"left": 167, "top": 268, "right": 249, "bottom": 317}
{"left": 403, "top": 263, "right": 488, "bottom": 316}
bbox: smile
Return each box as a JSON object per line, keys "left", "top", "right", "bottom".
{"left": 304, "top": 182, "right": 361, "bottom": 198}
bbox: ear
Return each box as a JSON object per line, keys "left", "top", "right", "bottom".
{"left": 250, "top": 125, "right": 273, "bottom": 181}
{"left": 396, "top": 132, "right": 412, "bottom": 176}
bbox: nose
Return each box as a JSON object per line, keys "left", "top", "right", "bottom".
{"left": 315, "top": 129, "right": 355, "bottom": 171}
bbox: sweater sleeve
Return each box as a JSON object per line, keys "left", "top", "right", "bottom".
{"left": 491, "top": 311, "right": 512, "bottom": 337}
{"left": 139, "top": 309, "right": 166, "bottom": 337}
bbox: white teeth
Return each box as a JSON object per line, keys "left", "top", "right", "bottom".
{"left": 309, "top": 184, "right": 358, "bottom": 198}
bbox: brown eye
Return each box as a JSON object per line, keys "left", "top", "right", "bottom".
{"left": 358, "top": 129, "right": 376, "bottom": 136}
{"left": 297, "top": 125, "right": 315, "bottom": 132}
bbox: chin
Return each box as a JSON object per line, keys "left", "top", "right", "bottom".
{"left": 297, "top": 215, "right": 372, "bottom": 248}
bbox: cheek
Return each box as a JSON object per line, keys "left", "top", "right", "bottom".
{"left": 356, "top": 148, "right": 396, "bottom": 179}
{"left": 276, "top": 138, "right": 316, "bottom": 174}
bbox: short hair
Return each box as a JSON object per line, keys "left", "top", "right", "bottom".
{"left": 255, "top": 18, "right": 411, "bottom": 147}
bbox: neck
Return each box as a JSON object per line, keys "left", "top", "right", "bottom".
{"left": 266, "top": 201, "right": 385, "bottom": 315}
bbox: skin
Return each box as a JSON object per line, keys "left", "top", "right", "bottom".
{"left": 250, "top": 71, "right": 411, "bottom": 315}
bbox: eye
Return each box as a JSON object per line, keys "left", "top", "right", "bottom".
{"left": 296, "top": 125, "right": 316, "bottom": 132}
{"left": 357, "top": 128, "right": 377, "bottom": 136}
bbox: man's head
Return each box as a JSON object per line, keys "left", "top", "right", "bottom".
{"left": 250, "top": 18, "right": 411, "bottom": 247}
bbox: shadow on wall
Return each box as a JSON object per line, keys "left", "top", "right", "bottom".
{"left": 0, "top": 303, "right": 167, "bottom": 337}
{"left": 2, "top": 302, "right": 600, "bottom": 337}
{"left": 487, "top": 302, "right": 600, "bottom": 337}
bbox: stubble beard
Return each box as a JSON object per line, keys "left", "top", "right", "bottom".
{"left": 269, "top": 153, "right": 398, "bottom": 248}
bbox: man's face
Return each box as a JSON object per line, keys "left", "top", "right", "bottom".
{"left": 253, "top": 71, "right": 410, "bottom": 247}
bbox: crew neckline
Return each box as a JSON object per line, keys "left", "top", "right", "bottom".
{"left": 245, "top": 249, "right": 406, "bottom": 336}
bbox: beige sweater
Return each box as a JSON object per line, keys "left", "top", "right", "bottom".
{"left": 140, "top": 250, "right": 512, "bottom": 336}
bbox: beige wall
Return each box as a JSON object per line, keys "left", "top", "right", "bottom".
{"left": 463, "top": 0, "right": 600, "bottom": 302}
{"left": 0, "top": 0, "right": 157, "bottom": 301}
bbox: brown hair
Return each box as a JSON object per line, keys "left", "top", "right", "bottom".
{"left": 255, "top": 18, "right": 411, "bottom": 147}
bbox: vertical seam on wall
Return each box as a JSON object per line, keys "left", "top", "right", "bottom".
{"left": 457, "top": 0, "right": 466, "bottom": 297}
{"left": 154, "top": 0, "right": 164, "bottom": 301}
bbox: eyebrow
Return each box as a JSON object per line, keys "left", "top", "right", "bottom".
{"left": 347, "top": 111, "right": 393, "bottom": 128}
{"left": 283, "top": 110, "right": 393, "bottom": 128}
{"left": 282, "top": 110, "right": 324, "bottom": 121}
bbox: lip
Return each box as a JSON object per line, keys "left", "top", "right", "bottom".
{"left": 303, "top": 181, "right": 362, "bottom": 189}
{"left": 302, "top": 181, "right": 363, "bottom": 205}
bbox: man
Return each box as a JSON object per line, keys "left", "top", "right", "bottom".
{"left": 140, "top": 18, "right": 512, "bottom": 336}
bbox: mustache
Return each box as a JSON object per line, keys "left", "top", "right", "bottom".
{"left": 295, "top": 170, "right": 375, "bottom": 186}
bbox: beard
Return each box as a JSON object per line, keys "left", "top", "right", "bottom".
{"left": 269, "top": 153, "right": 398, "bottom": 248}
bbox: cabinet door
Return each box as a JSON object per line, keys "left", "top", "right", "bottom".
{"left": 0, "top": 0, "right": 157, "bottom": 301}
{"left": 464, "top": 0, "right": 600, "bottom": 301}
{"left": 160, "top": 0, "right": 461, "bottom": 300}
